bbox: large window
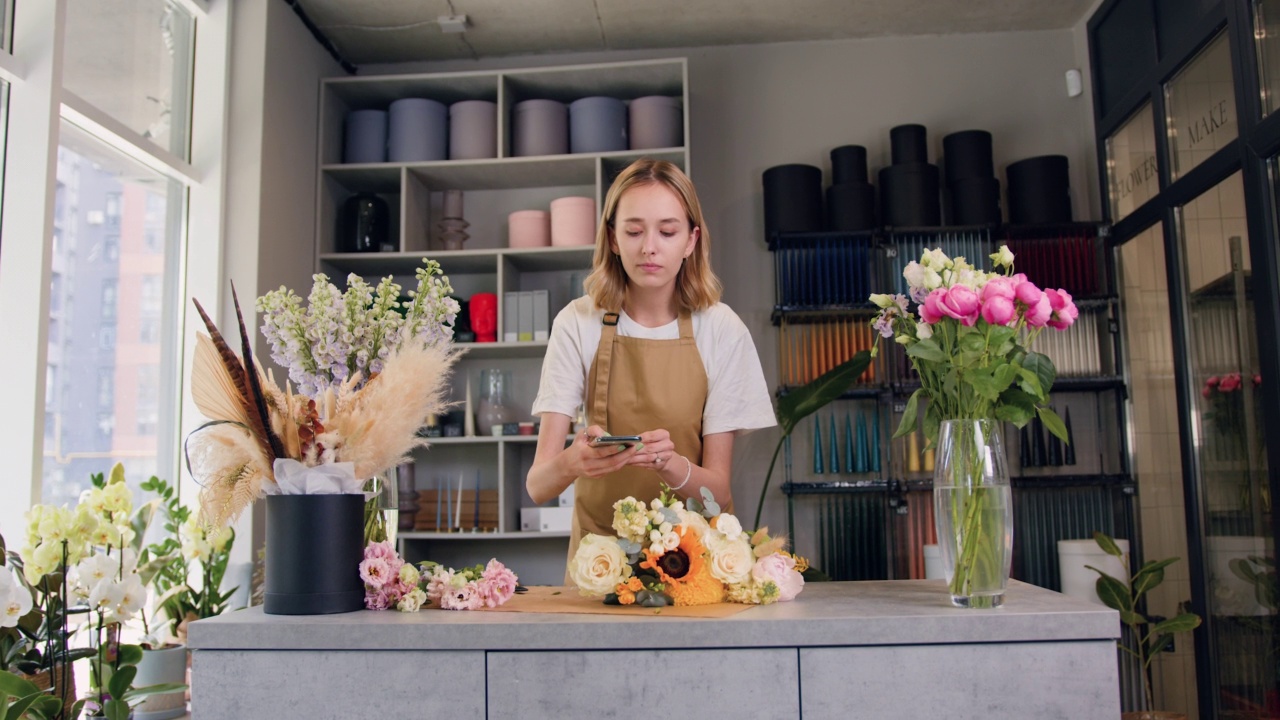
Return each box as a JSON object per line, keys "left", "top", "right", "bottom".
{"left": 0, "top": 0, "right": 229, "bottom": 534}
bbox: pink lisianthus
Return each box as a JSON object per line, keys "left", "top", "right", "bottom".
{"left": 359, "top": 557, "right": 392, "bottom": 589}
{"left": 920, "top": 288, "right": 947, "bottom": 324}
{"left": 980, "top": 296, "right": 1017, "bottom": 326}
{"left": 1044, "top": 289, "right": 1079, "bottom": 330}
{"left": 752, "top": 553, "right": 804, "bottom": 602}
{"left": 365, "top": 589, "right": 391, "bottom": 611}
{"left": 439, "top": 582, "right": 484, "bottom": 611}
{"left": 1023, "top": 294, "right": 1052, "bottom": 327}
{"left": 938, "top": 285, "right": 981, "bottom": 327}
{"left": 480, "top": 560, "right": 518, "bottom": 607}
{"left": 364, "top": 540, "right": 397, "bottom": 562}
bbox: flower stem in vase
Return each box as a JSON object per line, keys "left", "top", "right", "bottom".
{"left": 934, "top": 419, "right": 1012, "bottom": 609}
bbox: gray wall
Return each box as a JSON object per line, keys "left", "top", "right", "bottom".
{"left": 224, "top": 0, "right": 343, "bottom": 557}
{"left": 239, "top": 26, "right": 1098, "bottom": 567}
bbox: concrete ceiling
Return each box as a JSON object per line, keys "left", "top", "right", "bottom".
{"left": 291, "top": 0, "right": 1096, "bottom": 66}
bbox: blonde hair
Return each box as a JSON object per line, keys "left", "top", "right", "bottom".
{"left": 584, "top": 159, "right": 722, "bottom": 313}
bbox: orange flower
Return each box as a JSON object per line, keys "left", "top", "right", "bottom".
{"left": 625, "top": 577, "right": 643, "bottom": 592}
{"left": 666, "top": 560, "right": 725, "bottom": 606}
{"left": 616, "top": 586, "right": 636, "bottom": 605}
{"left": 651, "top": 527, "right": 724, "bottom": 606}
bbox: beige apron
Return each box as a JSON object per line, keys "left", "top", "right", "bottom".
{"left": 565, "top": 310, "right": 716, "bottom": 580}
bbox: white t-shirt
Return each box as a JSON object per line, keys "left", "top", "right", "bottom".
{"left": 532, "top": 296, "right": 777, "bottom": 436}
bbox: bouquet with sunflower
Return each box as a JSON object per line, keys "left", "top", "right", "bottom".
{"left": 569, "top": 486, "right": 805, "bottom": 607}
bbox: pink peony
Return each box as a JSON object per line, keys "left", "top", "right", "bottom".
{"left": 1206, "top": 376, "right": 1220, "bottom": 387}
{"left": 1044, "top": 289, "right": 1079, "bottom": 330}
{"left": 938, "top": 285, "right": 981, "bottom": 327}
{"left": 1202, "top": 385, "right": 1212, "bottom": 399}
{"left": 980, "top": 296, "right": 1016, "bottom": 326}
{"left": 1255, "top": 374, "right": 1262, "bottom": 387}
{"left": 1219, "top": 373, "right": 1242, "bottom": 393}
{"left": 981, "top": 276, "right": 1016, "bottom": 303}
{"left": 920, "top": 288, "right": 947, "bottom": 324}
{"left": 1014, "top": 279, "right": 1043, "bottom": 307}
{"left": 359, "top": 557, "right": 392, "bottom": 589}
{"left": 752, "top": 553, "right": 805, "bottom": 602}
{"left": 1023, "top": 294, "right": 1052, "bottom": 327}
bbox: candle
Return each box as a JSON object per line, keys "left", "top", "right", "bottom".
{"left": 473, "top": 469, "right": 481, "bottom": 531}
{"left": 442, "top": 475, "right": 449, "bottom": 532}
{"left": 455, "top": 473, "right": 463, "bottom": 529}
{"left": 443, "top": 189, "right": 464, "bottom": 219}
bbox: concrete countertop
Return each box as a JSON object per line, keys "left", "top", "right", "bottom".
{"left": 189, "top": 579, "right": 1118, "bottom": 652}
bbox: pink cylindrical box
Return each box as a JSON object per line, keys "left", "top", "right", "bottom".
{"left": 507, "top": 210, "right": 551, "bottom": 248}
{"left": 550, "top": 196, "right": 597, "bottom": 247}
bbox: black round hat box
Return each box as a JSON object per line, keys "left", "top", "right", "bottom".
{"left": 890, "top": 125, "right": 929, "bottom": 165}
{"left": 943, "top": 130, "right": 994, "bottom": 182}
{"left": 763, "top": 164, "right": 824, "bottom": 237}
{"left": 1007, "top": 155, "right": 1071, "bottom": 224}
{"left": 948, "top": 176, "right": 1002, "bottom": 225}
{"left": 879, "top": 163, "right": 941, "bottom": 227}
{"left": 830, "top": 145, "right": 869, "bottom": 185}
{"left": 827, "top": 183, "right": 876, "bottom": 231}
{"left": 264, "top": 494, "right": 366, "bottom": 615}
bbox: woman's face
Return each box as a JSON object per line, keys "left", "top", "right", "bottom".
{"left": 609, "top": 182, "right": 699, "bottom": 293}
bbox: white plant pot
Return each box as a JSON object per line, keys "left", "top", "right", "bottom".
{"left": 1058, "top": 538, "right": 1129, "bottom": 605}
{"left": 132, "top": 644, "right": 188, "bottom": 720}
{"left": 922, "top": 544, "right": 945, "bottom": 580}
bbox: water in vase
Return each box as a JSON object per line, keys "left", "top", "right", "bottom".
{"left": 934, "top": 485, "right": 1013, "bottom": 608}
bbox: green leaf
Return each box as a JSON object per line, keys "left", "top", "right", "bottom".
{"left": 921, "top": 404, "right": 941, "bottom": 449}
{"left": 1021, "top": 352, "right": 1056, "bottom": 398}
{"left": 1133, "top": 558, "right": 1178, "bottom": 598}
{"left": 1148, "top": 633, "right": 1174, "bottom": 658}
{"left": 1092, "top": 531, "right": 1124, "bottom": 558}
{"left": 965, "top": 367, "right": 1003, "bottom": 402}
{"left": 123, "top": 682, "right": 188, "bottom": 701}
{"left": 958, "top": 331, "right": 986, "bottom": 354}
{"left": 992, "top": 363, "right": 1018, "bottom": 393}
{"left": 31, "top": 695, "right": 62, "bottom": 717}
{"left": 116, "top": 643, "right": 144, "bottom": 666}
{"left": 105, "top": 697, "right": 130, "bottom": 720}
{"left": 1015, "top": 367, "right": 1043, "bottom": 398}
{"left": 1152, "top": 613, "right": 1201, "bottom": 635}
{"left": 893, "top": 388, "right": 923, "bottom": 440}
{"left": 777, "top": 351, "right": 873, "bottom": 436}
{"left": 905, "top": 339, "right": 946, "bottom": 364}
{"left": 988, "top": 326, "right": 1016, "bottom": 354}
{"left": 107, "top": 665, "right": 137, "bottom": 701}
{"left": 1120, "top": 609, "right": 1146, "bottom": 627}
{"left": 1037, "top": 406, "right": 1069, "bottom": 444}
{"left": 1089, "top": 571, "right": 1132, "bottom": 613}
{"left": 994, "top": 388, "right": 1036, "bottom": 427}
{"left": 0, "top": 672, "right": 40, "bottom": 699}
{"left": 3, "top": 693, "right": 41, "bottom": 720}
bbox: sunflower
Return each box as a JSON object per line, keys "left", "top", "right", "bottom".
{"left": 641, "top": 526, "right": 724, "bottom": 606}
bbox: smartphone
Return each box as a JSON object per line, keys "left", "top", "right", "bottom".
{"left": 591, "top": 435, "right": 642, "bottom": 448}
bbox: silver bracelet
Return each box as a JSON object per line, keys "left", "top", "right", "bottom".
{"left": 670, "top": 454, "right": 692, "bottom": 491}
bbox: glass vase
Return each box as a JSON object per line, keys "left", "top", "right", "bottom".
{"left": 363, "top": 466, "right": 400, "bottom": 546}
{"left": 932, "top": 418, "right": 1013, "bottom": 608}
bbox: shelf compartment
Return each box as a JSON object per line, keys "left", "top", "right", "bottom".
{"left": 772, "top": 233, "right": 879, "bottom": 307}
{"left": 502, "top": 58, "right": 685, "bottom": 103}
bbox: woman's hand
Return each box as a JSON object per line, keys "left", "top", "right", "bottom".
{"left": 624, "top": 428, "right": 677, "bottom": 472}
{"left": 572, "top": 425, "right": 644, "bottom": 478}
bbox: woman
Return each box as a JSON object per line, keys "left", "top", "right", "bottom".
{"left": 527, "top": 159, "right": 775, "bottom": 574}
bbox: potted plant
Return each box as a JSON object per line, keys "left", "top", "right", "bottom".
{"left": 17, "top": 466, "right": 187, "bottom": 720}
{"left": 1089, "top": 531, "right": 1202, "bottom": 720}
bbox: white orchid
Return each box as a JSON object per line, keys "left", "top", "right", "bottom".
{"left": 0, "top": 566, "right": 33, "bottom": 628}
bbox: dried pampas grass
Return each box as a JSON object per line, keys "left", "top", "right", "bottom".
{"left": 188, "top": 423, "right": 274, "bottom": 526}
{"left": 322, "top": 343, "right": 459, "bottom": 479}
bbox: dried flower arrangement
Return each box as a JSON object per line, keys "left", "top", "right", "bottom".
{"left": 186, "top": 259, "right": 460, "bottom": 527}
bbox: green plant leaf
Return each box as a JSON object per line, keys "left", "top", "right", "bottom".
{"left": 116, "top": 643, "right": 144, "bottom": 666}
{"left": 777, "top": 351, "right": 872, "bottom": 436}
{"left": 1133, "top": 558, "right": 1178, "bottom": 598}
{"left": 905, "top": 338, "right": 946, "bottom": 364}
{"left": 3, "top": 692, "right": 41, "bottom": 720}
{"left": 958, "top": 330, "right": 986, "bottom": 354}
{"left": 1151, "top": 612, "right": 1201, "bottom": 635}
{"left": 105, "top": 697, "right": 130, "bottom": 720}
{"left": 1021, "top": 352, "right": 1056, "bottom": 399}
{"left": 122, "top": 682, "right": 187, "bottom": 701}
{"left": 107, "top": 665, "right": 137, "bottom": 701}
{"left": 993, "top": 363, "right": 1018, "bottom": 393}
{"left": 1092, "top": 531, "right": 1124, "bottom": 558}
{"left": 893, "top": 388, "right": 923, "bottom": 440}
{"left": 1147, "top": 633, "right": 1174, "bottom": 659}
{"left": 988, "top": 326, "right": 1016, "bottom": 355}
{"left": 1090, "top": 572, "right": 1132, "bottom": 613}
{"left": 1037, "top": 406, "right": 1069, "bottom": 444}
{"left": 994, "top": 388, "right": 1036, "bottom": 426}
{"left": 966, "top": 367, "right": 1003, "bottom": 402}
{"left": 0, "top": 672, "right": 39, "bottom": 699}
{"left": 30, "top": 695, "right": 61, "bottom": 717}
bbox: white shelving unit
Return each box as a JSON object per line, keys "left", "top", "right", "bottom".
{"left": 315, "top": 58, "right": 690, "bottom": 585}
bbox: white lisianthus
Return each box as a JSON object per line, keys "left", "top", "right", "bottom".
{"left": 399, "top": 563, "right": 420, "bottom": 586}
{"left": 915, "top": 323, "right": 933, "bottom": 340}
{"left": 661, "top": 531, "right": 680, "bottom": 552}
{"left": 704, "top": 533, "right": 754, "bottom": 585}
{"left": 922, "top": 248, "right": 950, "bottom": 270}
{"left": 894, "top": 334, "right": 912, "bottom": 346}
{"left": 710, "top": 513, "right": 744, "bottom": 541}
{"left": 569, "top": 534, "right": 632, "bottom": 597}
{"left": 869, "top": 293, "right": 896, "bottom": 309}
{"left": 901, "top": 262, "right": 926, "bottom": 290}
{"left": 954, "top": 268, "right": 982, "bottom": 289}
{"left": 0, "top": 567, "right": 32, "bottom": 628}
{"left": 397, "top": 587, "right": 427, "bottom": 612}
{"left": 990, "top": 244, "right": 1015, "bottom": 269}
{"left": 922, "top": 267, "right": 942, "bottom": 290}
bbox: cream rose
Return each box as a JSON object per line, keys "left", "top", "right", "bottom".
{"left": 710, "top": 513, "right": 744, "bottom": 540}
{"left": 569, "top": 534, "right": 632, "bottom": 597}
{"left": 705, "top": 533, "right": 754, "bottom": 585}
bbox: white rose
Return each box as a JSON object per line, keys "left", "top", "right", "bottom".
{"left": 705, "top": 534, "right": 754, "bottom": 585}
{"left": 711, "top": 513, "right": 744, "bottom": 540}
{"left": 677, "top": 510, "right": 710, "bottom": 538}
{"left": 661, "top": 531, "right": 680, "bottom": 551}
{"left": 569, "top": 534, "right": 632, "bottom": 597}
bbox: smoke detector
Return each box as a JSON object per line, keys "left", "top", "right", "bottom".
{"left": 438, "top": 14, "right": 469, "bottom": 33}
